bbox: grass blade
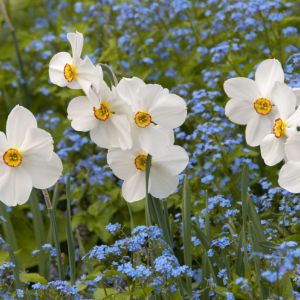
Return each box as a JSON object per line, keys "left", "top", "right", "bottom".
{"left": 241, "top": 164, "right": 249, "bottom": 225}
{"left": 30, "top": 191, "right": 47, "bottom": 278}
{"left": 66, "top": 176, "right": 76, "bottom": 284}
{"left": 42, "top": 189, "right": 64, "bottom": 280}
{"left": 0, "top": 203, "right": 21, "bottom": 289}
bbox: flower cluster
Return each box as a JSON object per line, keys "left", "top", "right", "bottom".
{"left": 49, "top": 31, "right": 189, "bottom": 202}
{"left": 224, "top": 59, "right": 300, "bottom": 193}
{"left": 84, "top": 225, "right": 191, "bottom": 295}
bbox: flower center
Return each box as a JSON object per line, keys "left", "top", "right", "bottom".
{"left": 134, "top": 154, "right": 148, "bottom": 171}
{"left": 93, "top": 103, "right": 111, "bottom": 121}
{"left": 253, "top": 98, "right": 272, "bottom": 115}
{"left": 3, "top": 148, "right": 23, "bottom": 167}
{"left": 134, "top": 112, "right": 152, "bottom": 128}
{"left": 273, "top": 118, "right": 287, "bottom": 138}
{"left": 64, "top": 63, "right": 77, "bottom": 82}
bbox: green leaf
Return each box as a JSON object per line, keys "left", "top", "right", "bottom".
{"left": 279, "top": 273, "right": 294, "bottom": 300}
{"left": 19, "top": 273, "right": 47, "bottom": 284}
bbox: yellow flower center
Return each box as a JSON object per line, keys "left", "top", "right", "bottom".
{"left": 93, "top": 103, "right": 111, "bottom": 121}
{"left": 253, "top": 98, "right": 272, "bottom": 115}
{"left": 273, "top": 118, "right": 287, "bottom": 138}
{"left": 134, "top": 154, "right": 148, "bottom": 171}
{"left": 64, "top": 63, "right": 77, "bottom": 82}
{"left": 3, "top": 148, "right": 23, "bottom": 168}
{"left": 134, "top": 112, "right": 152, "bottom": 128}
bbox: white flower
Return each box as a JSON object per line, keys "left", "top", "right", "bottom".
{"left": 116, "top": 77, "right": 187, "bottom": 155}
{"left": 67, "top": 82, "right": 132, "bottom": 150}
{"left": 49, "top": 31, "right": 103, "bottom": 93}
{"left": 224, "top": 59, "right": 284, "bottom": 146}
{"left": 260, "top": 82, "right": 300, "bottom": 166}
{"left": 107, "top": 144, "right": 189, "bottom": 202}
{"left": 278, "top": 133, "right": 300, "bottom": 193}
{"left": 0, "top": 106, "right": 63, "bottom": 206}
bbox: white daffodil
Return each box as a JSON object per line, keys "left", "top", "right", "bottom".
{"left": 49, "top": 31, "right": 103, "bottom": 93}
{"left": 0, "top": 106, "right": 63, "bottom": 206}
{"left": 278, "top": 133, "right": 300, "bottom": 193}
{"left": 67, "top": 82, "right": 132, "bottom": 150}
{"left": 224, "top": 59, "right": 284, "bottom": 147}
{"left": 116, "top": 77, "right": 187, "bottom": 156}
{"left": 260, "top": 82, "right": 300, "bottom": 166}
{"left": 107, "top": 144, "right": 189, "bottom": 202}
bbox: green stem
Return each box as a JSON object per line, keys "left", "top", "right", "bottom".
{"left": 127, "top": 202, "right": 134, "bottom": 230}
{"left": 66, "top": 176, "right": 76, "bottom": 284}
{"left": 0, "top": 0, "right": 31, "bottom": 106}
{"left": 42, "top": 189, "right": 64, "bottom": 280}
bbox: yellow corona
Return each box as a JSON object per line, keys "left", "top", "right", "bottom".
{"left": 134, "top": 154, "right": 148, "bottom": 171}
{"left": 253, "top": 98, "right": 272, "bottom": 115}
{"left": 134, "top": 112, "right": 152, "bottom": 128}
{"left": 3, "top": 148, "right": 23, "bottom": 167}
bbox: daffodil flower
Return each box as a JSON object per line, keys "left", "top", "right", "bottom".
{"left": 49, "top": 31, "right": 102, "bottom": 93}
{"left": 0, "top": 106, "right": 63, "bottom": 206}
{"left": 224, "top": 59, "right": 284, "bottom": 147}
{"left": 107, "top": 144, "right": 189, "bottom": 202}
{"left": 260, "top": 83, "right": 300, "bottom": 166}
{"left": 116, "top": 77, "right": 187, "bottom": 155}
{"left": 278, "top": 133, "right": 300, "bottom": 193}
{"left": 67, "top": 82, "right": 132, "bottom": 150}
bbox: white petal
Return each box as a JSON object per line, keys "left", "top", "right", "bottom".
{"left": 162, "top": 127, "right": 174, "bottom": 145}
{"left": 67, "top": 96, "right": 97, "bottom": 132}
{"left": 138, "top": 124, "right": 170, "bottom": 156}
{"left": 0, "top": 132, "right": 8, "bottom": 153}
{"left": 245, "top": 115, "right": 273, "bottom": 147}
{"left": 255, "top": 59, "right": 284, "bottom": 97}
{"left": 49, "top": 52, "right": 72, "bottom": 87}
{"left": 271, "top": 82, "right": 296, "bottom": 120}
{"left": 6, "top": 105, "right": 37, "bottom": 147}
{"left": 0, "top": 168, "right": 32, "bottom": 206}
{"left": 133, "top": 84, "right": 164, "bottom": 112}
{"left": 122, "top": 172, "right": 146, "bottom": 202}
{"left": 90, "top": 123, "right": 112, "bottom": 149}
{"left": 152, "top": 145, "right": 188, "bottom": 175}
{"left": 0, "top": 133, "right": 8, "bottom": 174}
{"left": 86, "top": 86, "right": 102, "bottom": 107}
{"left": 293, "top": 88, "right": 300, "bottom": 106}
{"left": 22, "top": 152, "right": 63, "bottom": 189}
{"left": 225, "top": 98, "right": 256, "bottom": 125}
{"left": 278, "top": 162, "right": 300, "bottom": 193}
{"left": 116, "top": 77, "right": 146, "bottom": 105}
{"left": 260, "top": 134, "right": 284, "bottom": 166}
{"left": 110, "top": 115, "right": 132, "bottom": 150}
{"left": 76, "top": 57, "right": 103, "bottom": 94}
{"left": 223, "top": 78, "right": 259, "bottom": 101}
{"left": 150, "top": 167, "right": 179, "bottom": 199}
{"left": 67, "top": 31, "right": 83, "bottom": 61}
{"left": 21, "top": 128, "right": 54, "bottom": 160}
{"left": 150, "top": 91, "right": 187, "bottom": 129}
{"left": 286, "top": 105, "right": 300, "bottom": 128}
{"left": 107, "top": 149, "right": 137, "bottom": 180}
{"left": 284, "top": 133, "right": 300, "bottom": 161}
